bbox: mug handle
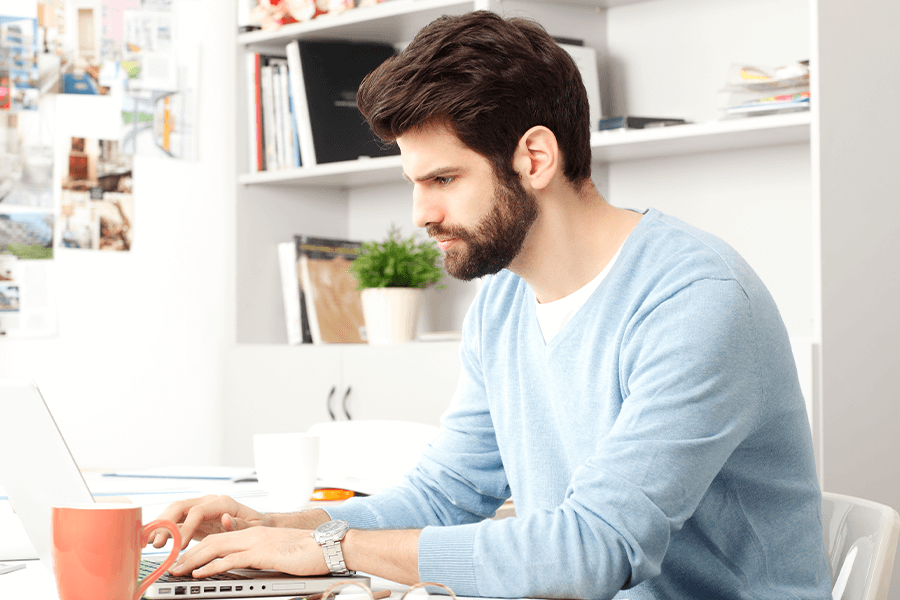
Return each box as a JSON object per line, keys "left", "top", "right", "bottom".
{"left": 134, "top": 520, "right": 182, "bottom": 600}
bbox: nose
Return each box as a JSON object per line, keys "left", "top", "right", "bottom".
{"left": 412, "top": 186, "right": 443, "bottom": 229}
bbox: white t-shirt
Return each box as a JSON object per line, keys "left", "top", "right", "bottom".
{"left": 534, "top": 247, "right": 622, "bottom": 344}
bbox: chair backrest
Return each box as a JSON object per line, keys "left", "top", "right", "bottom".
{"left": 822, "top": 491, "right": 900, "bottom": 600}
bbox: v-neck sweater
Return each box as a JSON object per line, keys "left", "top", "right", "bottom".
{"left": 326, "top": 209, "right": 831, "bottom": 600}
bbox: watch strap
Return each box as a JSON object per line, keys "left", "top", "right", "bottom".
{"left": 320, "top": 538, "right": 352, "bottom": 575}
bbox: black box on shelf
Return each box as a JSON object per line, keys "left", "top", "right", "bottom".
{"left": 598, "top": 116, "right": 688, "bottom": 130}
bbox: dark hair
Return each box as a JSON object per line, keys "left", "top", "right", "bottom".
{"left": 356, "top": 10, "right": 592, "bottom": 186}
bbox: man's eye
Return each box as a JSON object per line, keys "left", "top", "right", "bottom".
{"left": 435, "top": 176, "right": 454, "bottom": 186}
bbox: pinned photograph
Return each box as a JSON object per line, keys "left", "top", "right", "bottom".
{"left": 0, "top": 16, "right": 40, "bottom": 110}
{"left": 57, "top": 137, "right": 133, "bottom": 251}
{"left": 120, "top": 46, "right": 198, "bottom": 160}
{"left": 0, "top": 111, "right": 54, "bottom": 209}
{"left": 0, "top": 281, "right": 19, "bottom": 312}
{"left": 0, "top": 210, "right": 53, "bottom": 259}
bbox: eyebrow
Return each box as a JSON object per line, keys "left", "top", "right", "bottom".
{"left": 402, "top": 166, "right": 461, "bottom": 183}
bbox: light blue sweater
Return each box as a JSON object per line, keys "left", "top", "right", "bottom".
{"left": 327, "top": 209, "right": 832, "bottom": 599}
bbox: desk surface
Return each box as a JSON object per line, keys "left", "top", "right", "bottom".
{"left": 0, "top": 471, "right": 361, "bottom": 600}
{"left": 0, "top": 471, "right": 512, "bottom": 600}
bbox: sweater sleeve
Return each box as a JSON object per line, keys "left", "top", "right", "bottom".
{"left": 324, "top": 284, "right": 510, "bottom": 534}
{"left": 419, "top": 279, "right": 767, "bottom": 599}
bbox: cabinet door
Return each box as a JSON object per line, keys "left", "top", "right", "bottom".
{"left": 338, "top": 342, "right": 462, "bottom": 426}
{"left": 222, "top": 344, "right": 342, "bottom": 465}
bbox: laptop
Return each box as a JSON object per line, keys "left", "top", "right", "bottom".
{"left": 0, "top": 379, "right": 370, "bottom": 598}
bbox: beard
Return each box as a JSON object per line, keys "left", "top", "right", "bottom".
{"left": 427, "top": 172, "right": 539, "bottom": 281}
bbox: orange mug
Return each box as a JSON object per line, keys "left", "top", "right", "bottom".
{"left": 51, "top": 504, "right": 181, "bottom": 600}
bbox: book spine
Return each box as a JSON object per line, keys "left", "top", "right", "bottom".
{"left": 246, "top": 53, "right": 263, "bottom": 171}
{"left": 271, "top": 64, "right": 286, "bottom": 169}
{"left": 260, "top": 65, "right": 278, "bottom": 171}
{"left": 287, "top": 71, "right": 302, "bottom": 168}
{"left": 298, "top": 255, "right": 323, "bottom": 344}
{"left": 278, "top": 63, "right": 297, "bottom": 169}
{"left": 285, "top": 40, "right": 317, "bottom": 168}
{"left": 278, "top": 242, "right": 303, "bottom": 345}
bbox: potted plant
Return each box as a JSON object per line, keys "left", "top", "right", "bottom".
{"left": 348, "top": 226, "right": 444, "bottom": 344}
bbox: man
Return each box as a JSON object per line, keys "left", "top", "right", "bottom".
{"left": 155, "top": 11, "right": 832, "bottom": 599}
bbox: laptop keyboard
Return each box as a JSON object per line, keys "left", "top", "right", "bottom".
{"left": 140, "top": 559, "right": 246, "bottom": 583}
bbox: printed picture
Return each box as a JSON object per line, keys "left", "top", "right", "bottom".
{"left": 0, "top": 16, "right": 40, "bottom": 110}
{"left": 0, "top": 111, "right": 54, "bottom": 208}
{"left": 120, "top": 47, "right": 198, "bottom": 159}
{"left": 0, "top": 210, "right": 54, "bottom": 259}
{"left": 36, "top": 0, "right": 172, "bottom": 97}
{"left": 57, "top": 137, "right": 133, "bottom": 251}
{"left": 0, "top": 281, "right": 19, "bottom": 311}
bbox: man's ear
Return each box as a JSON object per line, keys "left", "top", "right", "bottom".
{"left": 512, "top": 126, "right": 559, "bottom": 191}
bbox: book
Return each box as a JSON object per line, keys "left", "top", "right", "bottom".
{"left": 597, "top": 116, "right": 689, "bottom": 130}
{"left": 295, "top": 236, "right": 365, "bottom": 344}
{"left": 278, "top": 62, "right": 298, "bottom": 168}
{"left": 246, "top": 53, "right": 263, "bottom": 171}
{"left": 285, "top": 40, "right": 316, "bottom": 168}
{"left": 259, "top": 64, "right": 278, "bottom": 170}
{"left": 296, "top": 40, "right": 400, "bottom": 164}
{"left": 724, "top": 91, "right": 810, "bottom": 115}
{"left": 286, "top": 71, "right": 302, "bottom": 168}
{"left": 271, "top": 60, "right": 288, "bottom": 169}
{"left": 278, "top": 241, "right": 305, "bottom": 345}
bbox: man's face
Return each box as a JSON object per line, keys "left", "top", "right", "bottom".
{"left": 399, "top": 124, "right": 538, "bottom": 281}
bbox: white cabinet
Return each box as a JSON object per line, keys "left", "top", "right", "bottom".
{"left": 224, "top": 0, "right": 900, "bottom": 517}
{"left": 222, "top": 342, "right": 461, "bottom": 465}
{"left": 340, "top": 342, "right": 461, "bottom": 423}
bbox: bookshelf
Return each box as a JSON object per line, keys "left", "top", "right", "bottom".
{"left": 226, "top": 0, "right": 900, "bottom": 523}
{"left": 237, "top": 112, "right": 812, "bottom": 187}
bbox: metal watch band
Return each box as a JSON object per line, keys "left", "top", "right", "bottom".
{"left": 321, "top": 538, "right": 352, "bottom": 576}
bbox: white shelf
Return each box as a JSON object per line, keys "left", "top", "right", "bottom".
{"left": 238, "top": 0, "right": 477, "bottom": 52}
{"left": 237, "top": 0, "right": 645, "bottom": 53}
{"left": 238, "top": 111, "right": 811, "bottom": 188}
{"left": 239, "top": 155, "right": 404, "bottom": 187}
{"left": 590, "top": 111, "right": 811, "bottom": 163}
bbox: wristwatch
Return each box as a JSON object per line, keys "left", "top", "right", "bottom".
{"left": 312, "top": 520, "right": 354, "bottom": 576}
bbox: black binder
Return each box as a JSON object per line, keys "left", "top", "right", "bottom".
{"left": 298, "top": 40, "right": 399, "bottom": 164}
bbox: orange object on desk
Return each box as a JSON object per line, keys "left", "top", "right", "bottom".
{"left": 311, "top": 488, "right": 356, "bottom": 501}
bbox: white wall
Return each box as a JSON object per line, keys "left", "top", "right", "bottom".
{"left": 0, "top": 0, "right": 234, "bottom": 470}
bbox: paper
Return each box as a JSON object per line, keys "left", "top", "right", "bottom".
{"left": 103, "top": 465, "right": 256, "bottom": 481}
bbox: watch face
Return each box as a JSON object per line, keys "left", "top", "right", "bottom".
{"left": 316, "top": 519, "right": 349, "bottom": 540}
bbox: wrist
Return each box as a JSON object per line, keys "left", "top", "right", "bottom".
{"left": 266, "top": 508, "right": 330, "bottom": 529}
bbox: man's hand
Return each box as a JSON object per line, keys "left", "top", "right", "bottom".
{"left": 169, "top": 526, "right": 328, "bottom": 578}
{"left": 150, "top": 495, "right": 271, "bottom": 550}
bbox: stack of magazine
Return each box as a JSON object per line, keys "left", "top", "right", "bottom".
{"left": 721, "top": 61, "right": 810, "bottom": 116}
{"left": 278, "top": 235, "right": 366, "bottom": 345}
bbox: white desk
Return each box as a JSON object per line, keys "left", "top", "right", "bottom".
{"left": 0, "top": 471, "right": 504, "bottom": 600}
{"left": 0, "top": 470, "right": 349, "bottom": 600}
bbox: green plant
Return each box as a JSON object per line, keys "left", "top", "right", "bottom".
{"left": 349, "top": 226, "right": 444, "bottom": 289}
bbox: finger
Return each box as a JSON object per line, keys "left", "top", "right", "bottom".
{"left": 171, "top": 531, "right": 247, "bottom": 576}
{"left": 221, "top": 513, "right": 236, "bottom": 532}
{"left": 190, "top": 551, "right": 253, "bottom": 579}
{"left": 222, "top": 513, "right": 254, "bottom": 532}
{"left": 177, "top": 496, "right": 235, "bottom": 550}
{"left": 151, "top": 531, "right": 171, "bottom": 548}
{"left": 150, "top": 495, "right": 218, "bottom": 549}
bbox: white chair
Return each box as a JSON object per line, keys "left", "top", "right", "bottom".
{"left": 822, "top": 492, "right": 900, "bottom": 600}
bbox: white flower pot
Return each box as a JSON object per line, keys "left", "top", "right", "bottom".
{"left": 360, "top": 287, "right": 424, "bottom": 345}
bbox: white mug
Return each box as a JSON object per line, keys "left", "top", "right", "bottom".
{"left": 253, "top": 432, "right": 320, "bottom": 511}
